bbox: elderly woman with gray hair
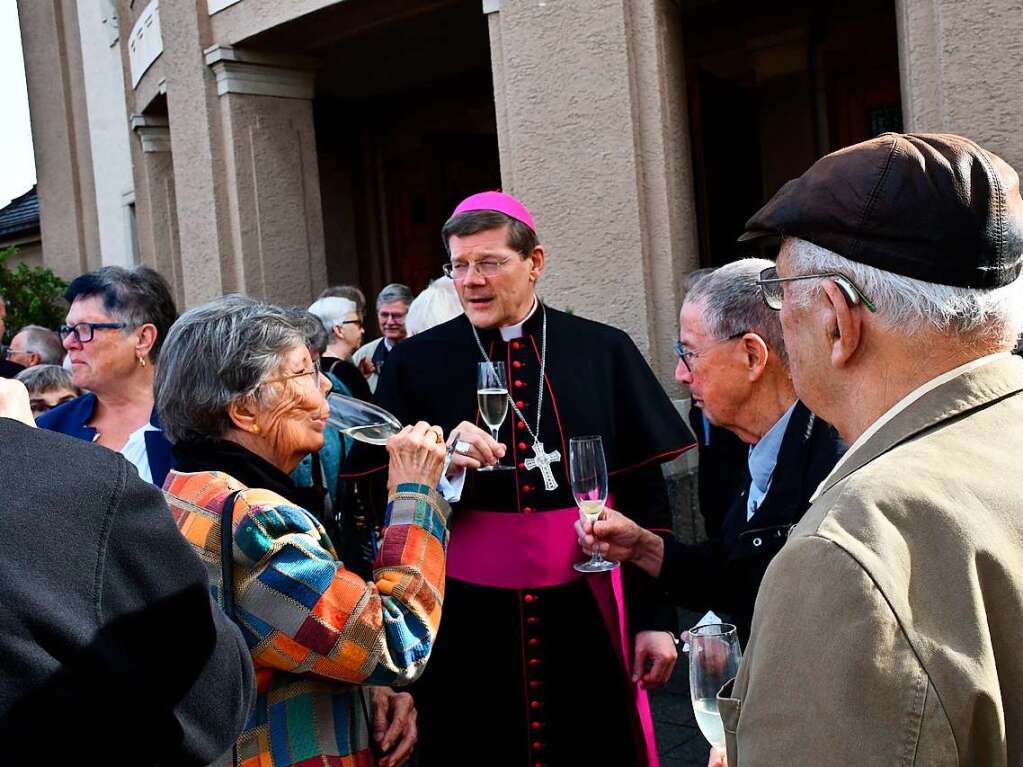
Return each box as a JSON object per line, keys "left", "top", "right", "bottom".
{"left": 156, "top": 295, "right": 452, "bottom": 767}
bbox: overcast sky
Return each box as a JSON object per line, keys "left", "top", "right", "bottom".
{"left": 0, "top": 0, "right": 37, "bottom": 209}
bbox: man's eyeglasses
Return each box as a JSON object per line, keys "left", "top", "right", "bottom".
{"left": 674, "top": 333, "right": 746, "bottom": 373}
{"left": 756, "top": 266, "right": 877, "bottom": 313}
{"left": 3, "top": 346, "right": 28, "bottom": 361}
{"left": 260, "top": 360, "right": 322, "bottom": 388}
{"left": 59, "top": 322, "right": 128, "bottom": 344}
{"left": 442, "top": 258, "right": 514, "bottom": 281}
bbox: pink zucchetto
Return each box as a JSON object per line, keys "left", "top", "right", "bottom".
{"left": 450, "top": 191, "right": 536, "bottom": 233}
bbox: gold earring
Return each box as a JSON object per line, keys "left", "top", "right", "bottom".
{"left": 252, "top": 424, "right": 260, "bottom": 434}
{"left": 137, "top": 355, "right": 147, "bottom": 367}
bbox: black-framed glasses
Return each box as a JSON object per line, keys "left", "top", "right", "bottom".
{"left": 674, "top": 333, "right": 746, "bottom": 373}
{"left": 3, "top": 346, "right": 27, "bottom": 361}
{"left": 756, "top": 266, "right": 877, "bottom": 313}
{"left": 339, "top": 319, "right": 363, "bottom": 328}
{"left": 260, "top": 360, "right": 322, "bottom": 389}
{"left": 441, "top": 257, "right": 514, "bottom": 281}
{"left": 59, "top": 322, "right": 128, "bottom": 344}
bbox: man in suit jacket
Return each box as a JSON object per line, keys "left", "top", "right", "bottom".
{"left": 579, "top": 258, "right": 844, "bottom": 644}
{"left": 711, "top": 133, "right": 1023, "bottom": 765}
{"left": 0, "top": 378, "right": 255, "bottom": 765}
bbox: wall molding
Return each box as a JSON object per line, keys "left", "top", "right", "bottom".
{"left": 204, "top": 45, "right": 317, "bottom": 99}
{"left": 130, "top": 114, "right": 170, "bottom": 153}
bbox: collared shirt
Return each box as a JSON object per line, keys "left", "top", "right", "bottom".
{"left": 746, "top": 402, "right": 797, "bottom": 521}
{"left": 383, "top": 337, "right": 395, "bottom": 352}
{"left": 810, "top": 352, "right": 1010, "bottom": 502}
{"left": 119, "top": 421, "right": 160, "bottom": 483}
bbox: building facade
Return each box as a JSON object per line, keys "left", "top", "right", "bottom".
{"left": 16, "top": 0, "right": 1023, "bottom": 384}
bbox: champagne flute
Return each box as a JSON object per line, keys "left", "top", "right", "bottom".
{"left": 326, "top": 392, "right": 403, "bottom": 445}
{"left": 687, "top": 623, "right": 742, "bottom": 750}
{"left": 477, "top": 361, "right": 514, "bottom": 471}
{"left": 570, "top": 435, "right": 619, "bottom": 573}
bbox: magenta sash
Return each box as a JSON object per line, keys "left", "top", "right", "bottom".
{"left": 446, "top": 506, "right": 660, "bottom": 766}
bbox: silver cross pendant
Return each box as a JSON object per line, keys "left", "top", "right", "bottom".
{"left": 523, "top": 440, "right": 561, "bottom": 491}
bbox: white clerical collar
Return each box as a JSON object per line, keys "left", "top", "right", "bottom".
{"left": 499, "top": 296, "right": 539, "bottom": 341}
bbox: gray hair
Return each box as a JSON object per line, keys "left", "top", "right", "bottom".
{"left": 376, "top": 283, "right": 412, "bottom": 310}
{"left": 318, "top": 284, "right": 366, "bottom": 315}
{"left": 155, "top": 295, "right": 310, "bottom": 444}
{"left": 406, "top": 277, "right": 464, "bottom": 335}
{"left": 15, "top": 364, "right": 79, "bottom": 396}
{"left": 13, "top": 325, "right": 64, "bottom": 365}
{"left": 784, "top": 238, "right": 1023, "bottom": 345}
{"left": 684, "top": 258, "right": 787, "bottom": 361}
{"left": 308, "top": 297, "right": 358, "bottom": 337}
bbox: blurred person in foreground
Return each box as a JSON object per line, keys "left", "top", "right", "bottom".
{"left": 707, "top": 133, "right": 1023, "bottom": 765}
{"left": 0, "top": 377, "right": 254, "bottom": 765}
{"left": 578, "top": 259, "right": 844, "bottom": 644}
{"left": 5, "top": 325, "right": 64, "bottom": 369}
{"left": 308, "top": 295, "right": 373, "bottom": 401}
{"left": 15, "top": 363, "right": 81, "bottom": 418}
{"left": 352, "top": 283, "right": 412, "bottom": 391}
{"left": 156, "top": 295, "right": 453, "bottom": 767}
{"left": 405, "top": 275, "right": 464, "bottom": 336}
{"left": 37, "top": 266, "right": 177, "bottom": 485}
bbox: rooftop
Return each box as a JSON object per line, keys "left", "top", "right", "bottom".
{"left": 0, "top": 186, "right": 40, "bottom": 240}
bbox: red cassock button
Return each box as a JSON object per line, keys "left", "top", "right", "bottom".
{"left": 513, "top": 360, "right": 523, "bottom": 369}
{"left": 518, "top": 442, "right": 528, "bottom": 451}
{"left": 524, "top": 594, "right": 537, "bottom": 603}
{"left": 532, "top": 741, "right": 544, "bottom": 750}
{"left": 528, "top": 638, "right": 540, "bottom": 647}
{"left": 535, "top": 763, "right": 545, "bottom": 767}
{"left": 523, "top": 506, "right": 536, "bottom": 514}
{"left": 515, "top": 400, "right": 526, "bottom": 408}
{"left": 522, "top": 484, "right": 534, "bottom": 493}
{"left": 514, "top": 380, "right": 525, "bottom": 388}
{"left": 517, "top": 462, "right": 526, "bottom": 470}
{"left": 531, "top": 701, "right": 543, "bottom": 710}
{"left": 531, "top": 721, "right": 544, "bottom": 730}
{"left": 512, "top": 341, "right": 523, "bottom": 350}
{"left": 527, "top": 616, "right": 540, "bottom": 625}
{"left": 517, "top": 420, "right": 526, "bottom": 429}
{"left": 529, "top": 680, "right": 543, "bottom": 689}
{"left": 528, "top": 658, "right": 542, "bottom": 668}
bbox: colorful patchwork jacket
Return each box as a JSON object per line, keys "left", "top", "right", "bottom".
{"left": 163, "top": 469, "right": 450, "bottom": 766}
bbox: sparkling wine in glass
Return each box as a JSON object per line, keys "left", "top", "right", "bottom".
{"left": 477, "top": 361, "right": 514, "bottom": 471}
{"left": 326, "top": 392, "right": 403, "bottom": 445}
{"left": 570, "top": 435, "right": 619, "bottom": 573}
{"left": 688, "top": 623, "right": 742, "bottom": 750}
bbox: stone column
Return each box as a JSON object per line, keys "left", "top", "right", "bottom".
{"left": 896, "top": 0, "right": 1023, "bottom": 172}
{"left": 130, "top": 115, "right": 184, "bottom": 303}
{"left": 16, "top": 0, "right": 102, "bottom": 279}
{"left": 485, "top": 0, "right": 700, "bottom": 384}
{"left": 204, "top": 45, "right": 329, "bottom": 306}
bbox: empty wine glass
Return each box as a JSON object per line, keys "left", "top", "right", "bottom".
{"left": 688, "top": 623, "right": 742, "bottom": 750}
{"left": 477, "top": 361, "right": 514, "bottom": 471}
{"left": 326, "top": 392, "right": 403, "bottom": 445}
{"left": 571, "top": 435, "right": 619, "bottom": 573}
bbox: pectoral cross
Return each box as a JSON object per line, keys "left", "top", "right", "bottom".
{"left": 524, "top": 440, "right": 561, "bottom": 491}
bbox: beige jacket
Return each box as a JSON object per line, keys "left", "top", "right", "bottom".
{"left": 720, "top": 354, "right": 1023, "bottom": 766}
{"left": 351, "top": 337, "right": 383, "bottom": 392}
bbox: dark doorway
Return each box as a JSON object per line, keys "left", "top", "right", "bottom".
{"left": 681, "top": 0, "right": 902, "bottom": 266}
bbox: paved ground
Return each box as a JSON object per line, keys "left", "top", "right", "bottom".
{"left": 649, "top": 608, "right": 712, "bottom": 767}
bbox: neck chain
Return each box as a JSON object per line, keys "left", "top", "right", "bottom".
{"left": 471, "top": 303, "right": 562, "bottom": 491}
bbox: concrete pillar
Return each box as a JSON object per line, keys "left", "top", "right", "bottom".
{"left": 205, "top": 46, "right": 329, "bottom": 306}
{"left": 896, "top": 0, "right": 1023, "bottom": 172}
{"left": 485, "top": 0, "right": 699, "bottom": 384}
{"left": 17, "top": 0, "right": 103, "bottom": 279}
{"left": 130, "top": 115, "right": 184, "bottom": 303}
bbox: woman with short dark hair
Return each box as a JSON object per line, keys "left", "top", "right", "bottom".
{"left": 36, "top": 265, "right": 178, "bottom": 485}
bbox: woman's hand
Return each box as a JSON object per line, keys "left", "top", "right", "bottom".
{"left": 0, "top": 379, "right": 36, "bottom": 427}
{"left": 370, "top": 686, "right": 417, "bottom": 767}
{"left": 386, "top": 421, "right": 447, "bottom": 493}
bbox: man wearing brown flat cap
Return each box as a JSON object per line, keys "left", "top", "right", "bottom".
{"left": 711, "top": 133, "right": 1023, "bottom": 766}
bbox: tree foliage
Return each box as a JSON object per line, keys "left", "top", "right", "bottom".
{"left": 0, "top": 246, "right": 67, "bottom": 343}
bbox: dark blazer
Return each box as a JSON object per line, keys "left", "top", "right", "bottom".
{"left": 688, "top": 402, "right": 750, "bottom": 539}
{"left": 659, "top": 400, "right": 845, "bottom": 643}
{"left": 35, "top": 392, "right": 174, "bottom": 486}
{"left": 0, "top": 417, "right": 254, "bottom": 764}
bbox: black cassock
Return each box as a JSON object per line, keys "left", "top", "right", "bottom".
{"left": 355, "top": 305, "right": 693, "bottom": 766}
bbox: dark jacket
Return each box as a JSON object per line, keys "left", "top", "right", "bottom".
{"left": 688, "top": 403, "right": 749, "bottom": 539}
{"left": 0, "top": 417, "right": 254, "bottom": 765}
{"left": 659, "top": 400, "right": 845, "bottom": 643}
{"left": 36, "top": 392, "right": 174, "bottom": 486}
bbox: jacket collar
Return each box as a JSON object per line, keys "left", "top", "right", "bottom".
{"left": 815, "top": 354, "right": 1023, "bottom": 499}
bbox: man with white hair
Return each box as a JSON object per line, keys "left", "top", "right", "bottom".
{"left": 307, "top": 296, "right": 371, "bottom": 401}
{"left": 710, "top": 133, "right": 1023, "bottom": 765}
{"left": 6, "top": 325, "right": 64, "bottom": 369}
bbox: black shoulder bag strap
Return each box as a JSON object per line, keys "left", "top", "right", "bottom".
{"left": 220, "top": 489, "right": 243, "bottom": 767}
